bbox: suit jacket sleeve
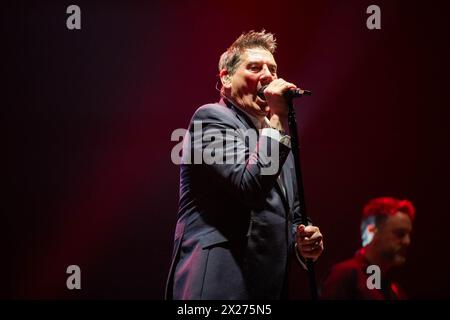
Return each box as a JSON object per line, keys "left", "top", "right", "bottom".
{"left": 183, "top": 105, "right": 291, "bottom": 208}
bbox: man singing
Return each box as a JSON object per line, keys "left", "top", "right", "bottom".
{"left": 166, "top": 30, "right": 323, "bottom": 300}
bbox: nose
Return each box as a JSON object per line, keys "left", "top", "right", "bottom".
{"left": 402, "top": 234, "right": 411, "bottom": 246}
{"left": 259, "top": 64, "right": 275, "bottom": 84}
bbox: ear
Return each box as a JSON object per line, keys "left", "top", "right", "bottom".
{"left": 219, "top": 70, "right": 232, "bottom": 89}
{"left": 362, "top": 223, "right": 376, "bottom": 247}
{"left": 368, "top": 224, "right": 377, "bottom": 233}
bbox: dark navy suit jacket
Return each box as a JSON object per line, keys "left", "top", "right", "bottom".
{"left": 166, "top": 99, "right": 305, "bottom": 299}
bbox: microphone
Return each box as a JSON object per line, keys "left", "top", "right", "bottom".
{"left": 257, "top": 85, "right": 312, "bottom": 101}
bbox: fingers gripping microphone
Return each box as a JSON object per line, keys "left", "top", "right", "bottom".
{"left": 257, "top": 85, "right": 312, "bottom": 101}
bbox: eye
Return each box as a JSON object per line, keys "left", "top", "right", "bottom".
{"left": 248, "top": 64, "right": 261, "bottom": 72}
{"left": 393, "top": 230, "right": 407, "bottom": 238}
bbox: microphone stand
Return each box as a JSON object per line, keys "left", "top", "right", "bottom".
{"left": 287, "top": 96, "right": 319, "bottom": 300}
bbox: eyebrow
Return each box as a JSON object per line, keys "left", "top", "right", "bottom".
{"left": 247, "top": 61, "right": 278, "bottom": 69}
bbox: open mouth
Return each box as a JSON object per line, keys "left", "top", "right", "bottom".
{"left": 256, "top": 97, "right": 269, "bottom": 111}
{"left": 256, "top": 95, "right": 266, "bottom": 104}
{"left": 396, "top": 248, "right": 407, "bottom": 257}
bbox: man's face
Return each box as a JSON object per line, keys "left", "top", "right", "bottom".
{"left": 227, "top": 48, "right": 277, "bottom": 117}
{"left": 375, "top": 211, "right": 413, "bottom": 267}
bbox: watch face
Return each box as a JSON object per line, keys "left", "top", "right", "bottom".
{"left": 280, "top": 135, "right": 291, "bottom": 147}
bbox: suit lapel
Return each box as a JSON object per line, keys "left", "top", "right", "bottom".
{"left": 221, "top": 98, "right": 258, "bottom": 132}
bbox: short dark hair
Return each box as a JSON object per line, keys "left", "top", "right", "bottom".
{"left": 362, "top": 197, "right": 416, "bottom": 225}
{"left": 218, "top": 30, "right": 277, "bottom": 75}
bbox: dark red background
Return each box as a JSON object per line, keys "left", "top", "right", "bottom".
{"left": 4, "top": 0, "right": 450, "bottom": 299}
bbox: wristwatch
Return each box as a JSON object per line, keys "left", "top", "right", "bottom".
{"left": 279, "top": 134, "right": 291, "bottom": 147}
{"left": 270, "top": 127, "right": 290, "bottom": 147}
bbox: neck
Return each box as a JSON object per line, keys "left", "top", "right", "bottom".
{"left": 363, "top": 246, "right": 393, "bottom": 275}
